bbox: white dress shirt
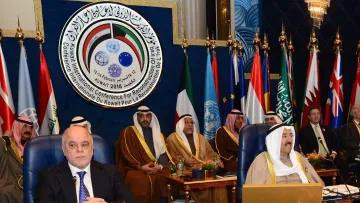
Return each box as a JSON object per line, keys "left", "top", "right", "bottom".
{"left": 68, "top": 162, "right": 94, "bottom": 202}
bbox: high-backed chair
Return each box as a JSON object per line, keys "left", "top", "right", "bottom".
{"left": 23, "top": 134, "right": 113, "bottom": 203}
{"left": 237, "top": 124, "right": 270, "bottom": 202}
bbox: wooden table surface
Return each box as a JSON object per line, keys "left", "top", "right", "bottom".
{"left": 316, "top": 169, "right": 338, "bottom": 185}
{"left": 165, "top": 176, "right": 237, "bottom": 203}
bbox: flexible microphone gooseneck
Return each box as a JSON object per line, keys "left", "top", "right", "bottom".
{"left": 317, "top": 137, "right": 353, "bottom": 198}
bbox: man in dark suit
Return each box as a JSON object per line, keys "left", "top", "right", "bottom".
{"left": 299, "top": 107, "right": 349, "bottom": 183}
{"left": 341, "top": 104, "right": 360, "bottom": 170}
{"left": 36, "top": 126, "right": 135, "bottom": 203}
{"left": 299, "top": 107, "right": 337, "bottom": 158}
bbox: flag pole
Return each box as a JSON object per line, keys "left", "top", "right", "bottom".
{"left": 35, "top": 22, "right": 44, "bottom": 49}
{"left": 253, "top": 27, "right": 261, "bottom": 50}
{"left": 15, "top": 17, "right": 25, "bottom": 46}
{"left": 262, "top": 33, "right": 270, "bottom": 55}
{"left": 308, "top": 27, "right": 319, "bottom": 54}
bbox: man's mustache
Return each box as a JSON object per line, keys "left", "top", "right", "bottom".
{"left": 285, "top": 142, "right": 292, "bottom": 146}
{"left": 24, "top": 131, "right": 31, "bottom": 135}
{"left": 141, "top": 121, "right": 149, "bottom": 125}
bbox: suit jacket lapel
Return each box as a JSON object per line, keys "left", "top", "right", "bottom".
{"left": 91, "top": 161, "right": 105, "bottom": 199}
{"left": 352, "top": 122, "right": 360, "bottom": 137}
{"left": 57, "top": 161, "right": 77, "bottom": 203}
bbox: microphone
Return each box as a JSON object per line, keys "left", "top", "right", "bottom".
{"left": 317, "top": 137, "right": 353, "bottom": 198}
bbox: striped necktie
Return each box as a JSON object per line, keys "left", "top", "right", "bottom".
{"left": 77, "top": 171, "right": 90, "bottom": 203}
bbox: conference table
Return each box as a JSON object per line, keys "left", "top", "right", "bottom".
{"left": 316, "top": 169, "right": 338, "bottom": 185}
{"left": 165, "top": 175, "right": 237, "bottom": 203}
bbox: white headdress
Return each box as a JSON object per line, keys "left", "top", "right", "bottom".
{"left": 264, "top": 111, "right": 283, "bottom": 124}
{"left": 133, "top": 106, "right": 165, "bottom": 159}
{"left": 70, "top": 116, "right": 92, "bottom": 134}
{"left": 266, "top": 123, "right": 308, "bottom": 183}
{"left": 175, "top": 114, "right": 197, "bottom": 152}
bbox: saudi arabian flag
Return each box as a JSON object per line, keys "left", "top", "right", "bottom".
{"left": 276, "top": 47, "right": 293, "bottom": 125}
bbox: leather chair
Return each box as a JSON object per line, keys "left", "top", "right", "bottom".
{"left": 23, "top": 134, "right": 113, "bottom": 203}
{"left": 237, "top": 124, "right": 270, "bottom": 202}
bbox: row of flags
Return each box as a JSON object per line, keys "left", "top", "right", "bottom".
{"left": 174, "top": 29, "right": 356, "bottom": 141}
{"left": 0, "top": 40, "right": 59, "bottom": 136}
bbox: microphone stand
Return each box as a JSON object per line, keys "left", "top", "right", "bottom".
{"left": 317, "top": 137, "right": 353, "bottom": 200}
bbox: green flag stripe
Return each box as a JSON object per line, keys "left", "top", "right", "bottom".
{"left": 113, "top": 24, "right": 145, "bottom": 66}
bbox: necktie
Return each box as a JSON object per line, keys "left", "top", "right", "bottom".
{"left": 77, "top": 171, "right": 90, "bottom": 203}
{"left": 314, "top": 125, "right": 327, "bottom": 155}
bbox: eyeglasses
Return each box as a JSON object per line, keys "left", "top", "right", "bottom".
{"left": 185, "top": 121, "right": 195, "bottom": 125}
{"left": 67, "top": 142, "right": 91, "bottom": 150}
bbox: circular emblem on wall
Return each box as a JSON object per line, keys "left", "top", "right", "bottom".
{"left": 59, "top": 2, "right": 163, "bottom": 108}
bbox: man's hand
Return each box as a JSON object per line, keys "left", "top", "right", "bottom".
{"left": 184, "top": 159, "right": 197, "bottom": 167}
{"left": 329, "top": 153, "right": 337, "bottom": 160}
{"left": 217, "top": 160, "right": 224, "bottom": 168}
{"left": 140, "top": 163, "right": 156, "bottom": 174}
{"left": 319, "top": 154, "right": 327, "bottom": 160}
{"left": 84, "top": 197, "right": 107, "bottom": 203}
{"left": 152, "top": 163, "right": 162, "bottom": 172}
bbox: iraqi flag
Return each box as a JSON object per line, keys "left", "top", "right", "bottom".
{"left": 38, "top": 49, "right": 60, "bottom": 135}
{"left": 324, "top": 51, "right": 343, "bottom": 128}
{"left": 245, "top": 49, "right": 265, "bottom": 124}
{"left": 175, "top": 51, "right": 200, "bottom": 131}
{"left": 0, "top": 42, "right": 15, "bottom": 136}
{"left": 301, "top": 48, "right": 321, "bottom": 128}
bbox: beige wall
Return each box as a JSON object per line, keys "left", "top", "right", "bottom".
{"left": 0, "top": 0, "right": 43, "bottom": 38}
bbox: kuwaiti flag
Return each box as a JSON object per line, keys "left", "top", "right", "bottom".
{"left": 301, "top": 48, "right": 321, "bottom": 128}
{"left": 18, "top": 44, "right": 39, "bottom": 136}
{"left": 324, "top": 51, "right": 343, "bottom": 128}
{"left": 175, "top": 51, "right": 200, "bottom": 132}
{"left": 245, "top": 49, "right": 265, "bottom": 124}
{"left": 0, "top": 42, "right": 15, "bottom": 136}
{"left": 39, "top": 49, "right": 60, "bottom": 135}
{"left": 349, "top": 56, "right": 360, "bottom": 121}
{"left": 112, "top": 24, "right": 145, "bottom": 71}
{"left": 204, "top": 49, "right": 221, "bottom": 140}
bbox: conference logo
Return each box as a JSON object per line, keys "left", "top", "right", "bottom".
{"left": 59, "top": 2, "right": 163, "bottom": 108}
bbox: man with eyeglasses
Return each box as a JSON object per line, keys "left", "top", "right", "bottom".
{"left": 0, "top": 116, "right": 36, "bottom": 202}
{"left": 36, "top": 126, "right": 134, "bottom": 203}
{"left": 166, "top": 114, "right": 227, "bottom": 202}
{"left": 116, "top": 106, "right": 173, "bottom": 203}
